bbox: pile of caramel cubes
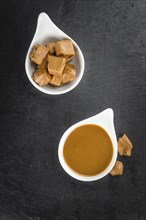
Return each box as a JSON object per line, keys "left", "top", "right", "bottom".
{"left": 30, "top": 39, "right": 76, "bottom": 87}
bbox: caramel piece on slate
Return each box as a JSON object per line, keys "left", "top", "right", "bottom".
{"left": 46, "top": 42, "right": 56, "bottom": 54}
{"left": 110, "top": 161, "right": 123, "bottom": 176}
{"left": 48, "top": 55, "right": 66, "bottom": 76}
{"left": 55, "top": 40, "right": 75, "bottom": 59}
{"left": 118, "top": 134, "right": 133, "bottom": 156}
{"left": 30, "top": 44, "right": 49, "bottom": 65}
{"left": 62, "top": 64, "right": 76, "bottom": 84}
{"left": 33, "top": 66, "right": 51, "bottom": 86}
{"left": 50, "top": 75, "right": 62, "bottom": 86}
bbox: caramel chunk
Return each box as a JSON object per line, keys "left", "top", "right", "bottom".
{"left": 62, "top": 64, "right": 76, "bottom": 84}
{"left": 46, "top": 42, "right": 56, "bottom": 54}
{"left": 110, "top": 161, "right": 123, "bottom": 176}
{"left": 30, "top": 44, "right": 49, "bottom": 65}
{"left": 37, "top": 55, "right": 48, "bottom": 69}
{"left": 55, "top": 40, "right": 75, "bottom": 59}
{"left": 33, "top": 66, "right": 51, "bottom": 86}
{"left": 65, "top": 55, "right": 74, "bottom": 62}
{"left": 50, "top": 75, "right": 62, "bottom": 86}
{"left": 118, "top": 134, "right": 133, "bottom": 156}
{"left": 48, "top": 55, "right": 66, "bottom": 77}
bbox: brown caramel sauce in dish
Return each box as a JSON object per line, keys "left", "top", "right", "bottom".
{"left": 63, "top": 124, "right": 113, "bottom": 176}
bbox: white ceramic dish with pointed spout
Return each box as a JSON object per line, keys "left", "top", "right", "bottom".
{"left": 25, "top": 12, "right": 85, "bottom": 95}
{"left": 58, "top": 108, "right": 117, "bottom": 181}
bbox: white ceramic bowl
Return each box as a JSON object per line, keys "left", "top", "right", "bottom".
{"left": 25, "top": 12, "right": 85, "bottom": 95}
{"left": 58, "top": 109, "right": 118, "bottom": 181}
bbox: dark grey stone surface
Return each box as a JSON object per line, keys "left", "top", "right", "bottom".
{"left": 0, "top": 0, "right": 145, "bottom": 220}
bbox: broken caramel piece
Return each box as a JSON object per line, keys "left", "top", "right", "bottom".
{"left": 48, "top": 55, "right": 66, "bottom": 77}
{"left": 37, "top": 55, "right": 48, "bottom": 69}
{"left": 110, "top": 161, "right": 123, "bottom": 176}
{"left": 46, "top": 42, "right": 56, "bottom": 54}
{"left": 118, "top": 134, "right": 133, "bottom": 156}
{"left": 62, "top": 64, "right": 76, "bottom": 84}
{"left": 33, "top": 66, "right": 51, "bottom": 86}
{"left": 65, "top": 55, "right": 74, "bottom": 62}
{"left": 50, "top": 75, "right": 62, "bottom": 86}
{"left": 30, "top": 44, "right": 49, "bottom": 65}
{"left": 55, "top": 40, "right": 75, "bottom": 59}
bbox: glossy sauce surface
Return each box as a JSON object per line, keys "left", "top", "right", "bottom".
{"left": 63, "top": 124, "right": 113, "bottom": 176}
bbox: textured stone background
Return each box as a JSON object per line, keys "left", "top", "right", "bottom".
{"left": 0, "top": 0, "right": 145, "bottom": 220}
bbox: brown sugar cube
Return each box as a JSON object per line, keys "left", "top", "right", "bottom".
{"left": 50, "top": 75, "right": 62, "bottom": 87}
{"left": 55, "top": 39, "right": 75, "bottom": 58}
{"left": 110, "top": 161, "right": 123, "bottom": 176}
{"left": 33, "top": 66, "right": 51, "bottom": 86}
{"left": 30, "top": 44, "right": 49, "bottom": 65}
{"left": 48, "top": 55, "right": 66, "bottom": 77}
{"left": 118, "top": 134, "right": 133, "bottom": 156}
{"left": 46, "top": 42, "right": 56, "bottom": 54}
{"left": 62, "top": 64, "right": 76, "bottom": 84}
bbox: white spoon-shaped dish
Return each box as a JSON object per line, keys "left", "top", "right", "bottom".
{"left": 25, "top": 12, "right": 85, "bottom": 95}
{"left": 58, "top": 108, "right": 118, "bottom": 181}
